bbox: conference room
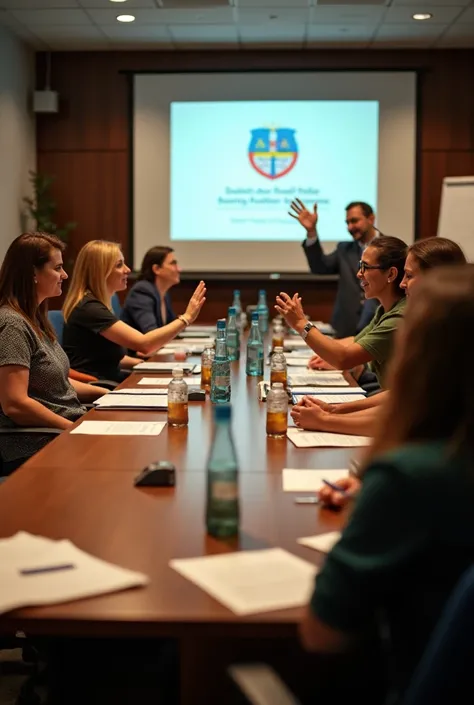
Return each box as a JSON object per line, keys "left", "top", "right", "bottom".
{"left": 1, "top": 2, "right": 474, "bottom": 704}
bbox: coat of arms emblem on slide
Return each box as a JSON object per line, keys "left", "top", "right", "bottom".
{"left": 248, "top": 127, "right": 298, "bottom": 180}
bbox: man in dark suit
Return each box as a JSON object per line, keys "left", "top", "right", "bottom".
{"left": 289, "top": 200, "right": 379, "bottom": 338}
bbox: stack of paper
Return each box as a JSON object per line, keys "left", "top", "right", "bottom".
{"left": 290, "top": 386, "right": 365, "bottom": 395}
{"left": 171, "top": 548, "right": 316, "bottom": 615}
{"left": 137, "top": 377, "right": 196, "bottom": 387}
{"left": 283, "top": 339, "right": 310, "bottom": 350}
{"left": 282, "top": 468, "right": 349, "bottom": 492}
{"left": 291, "top": 393, "right": 366, "bottom": 404}
{"left": 134, "top": 361, "right": 195, "bottom": 373}
{"left": 71, "top": 421, "right": 166, "bottom": 435}
{"left": 289, "top": 372, "right": 349, "bottom": 387}
{"left": 178, "top": 326, "right": 216, "bottom": 338}
{"left": 287, "top": 428, "right": 372, "bottom": 448}
{"left": 93, "top": 394, "right": 168, "bottom": 410}
{"left": 297, "top": 532, "right": 342, "bottom": 554}
{"left": 0, "top": 532, "right": 149, "bottom": 615}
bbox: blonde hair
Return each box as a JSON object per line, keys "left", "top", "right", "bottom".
{"left": 63, "top": 240, "right": 122, "bottom": 321}
{"left": 364, "top": 264, "right": 474, "bottom": 465}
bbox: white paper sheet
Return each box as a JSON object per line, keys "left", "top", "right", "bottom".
{"left": 161, "top": 338, "right": 215, "bottom": 347}
{"left": 170, "top": 548, "right": 316, "bottom": 616}
{"left": 71, "top": 421, "right": 166, "bottom": 435}
{"left": 282, "top": 468, "right": 349, "bottom": 492}
{"left": 283, "top": 339, "right": 310, "bottom": 349}
{"left": 291, "top": 393, "right": 366, "bottom": 403}
{"left": 93, "top": 395, "right": 168, "bottom": 410}
{"left": 297, "top": 532, "right": 342, "bottom": 554}
{"left": 0, "top": 533, "right": 149, "bottom": 615}
{"left": 109, "top": 387, "right": 171, "bottom": 394}
{"left": 137, "top": 377, "right": 196, "bottom": 386}
{"left": 289, "top": 374, "right": 349, "bottom": 387}
{"left": 290, "top": 386, "right": 365, "bottom": 395}
{"left": 134, "top": 361, "right": 195, "bottom": 372}
{"left": 287, "top": 428, "right": 372, "bottom": 448}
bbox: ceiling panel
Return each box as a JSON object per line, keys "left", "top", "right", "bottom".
{"left": 237, "top": 8, "right": 310, "bottom": 23}
{"left": 438, "top": 22, "right": 474, "bottom": 45}
{"left": 169, "top": 23, "right": 239, "bottom": 39}
{"left": 239, "top": 24, "right": 305, "bottom": 40}
{"left": 310, "top": 5, "right": 386, "bottom": 23}
{"left": 373, "top": 21, "right": 447, "bottom": 46}
{"left": 78, "top": 0, "right": 157, "bottom": 7}
{"left": 392, "top": 0, "right": 470, "bottom": 5}
{"left": 456, "top": 5, "right": 474, "bottom": 21}
{"left": 29, "top": 24, "right": 105, "bottom": 38}
{"left": 10, "top": 8, "right": 92, "bottom": 25}
{"left": 307, "top": 23, "right": 375, "bottom": 38}
{"left": 382, "top": 4, "right": 465, "bottom": 22}
{"left": 0, "top": 0, "right": 80, "bottom": 7}
{"left": 236, "top": 0, "right": 310, "bottom": 6}
{"left": 100, "top": 23, "right": 170, "bottom": 38}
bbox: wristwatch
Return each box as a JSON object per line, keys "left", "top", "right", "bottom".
{"left": 300, "top": 322, "right": 316, "bottom": 340}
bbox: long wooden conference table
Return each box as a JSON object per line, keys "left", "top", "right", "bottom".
{"left": 0, "top": 348, "right": 364, "bottom": 705}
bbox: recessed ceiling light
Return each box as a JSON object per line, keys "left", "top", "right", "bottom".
{"left": 117, "top": 14, "right": 135, "bottom": 22}
{"left": 110, "top": 1, "right": 128, "bottom": 3}
{"left": 412, "top": 12, "right": 433, "bottom": 20}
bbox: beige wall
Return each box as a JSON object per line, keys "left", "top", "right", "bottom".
{"left": 0, "top": 27, "right": 35, "bottom": 260}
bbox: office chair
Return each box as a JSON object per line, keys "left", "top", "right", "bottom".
{"left": 48, "top": 310, "right": 64, "bottom": 345}
{"left": 111, "top": 292, "right": 122, "bottom": 317}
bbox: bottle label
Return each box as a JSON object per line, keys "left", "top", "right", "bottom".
{"left": 248, "top": 348, "right": 263, "bottom": 360}
{"left": 212, "top": 481, "right": 238, "bottom": 501}
{"left": 214, "top": 375, "right": 230, "bottom": 387}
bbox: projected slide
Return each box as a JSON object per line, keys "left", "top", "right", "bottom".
{"left": 170, "top": 100, "right": 378, "bottom": 242}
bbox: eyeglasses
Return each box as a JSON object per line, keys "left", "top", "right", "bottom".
{"left": 358, "top": 261, "right": 385, "bottom": 273}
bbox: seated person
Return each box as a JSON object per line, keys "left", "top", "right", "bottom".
{"left": 62, "top": 240, "right": 206, "bottom": 383}
{"left": 300, "top": 264, "right": 474, "bottom": 704}
{"left": 121, "top": 246, "right": 179, "bottom": 333}
{"left": 0, "top": 233, "right": 109, "bottom": 476}
{"left": 292, "top": 237, "right": 467, "bottom": 456}
{"left": 276, "top": 236, "right": 408, "bottom": 389}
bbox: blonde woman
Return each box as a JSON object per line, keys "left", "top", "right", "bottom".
{"left": 63, "top": 241, "right": 206, "bottom": 382}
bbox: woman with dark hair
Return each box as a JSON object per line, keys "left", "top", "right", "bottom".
{"left": 276, "top": 236, "right": 408, "bottom": 388}
{"left": 0, "top": 233, "right": 108, "bottom": 476}
{"left": 300, "top": 264, "right": 474, "bottom": 703}
{"left": 121, "top": 246, "right": 185, "bottom": 333}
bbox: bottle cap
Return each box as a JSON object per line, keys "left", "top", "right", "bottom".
{"left": 228, "top": 306, "right": 236, "bottom": 315}
{"left": 214, "top": 404, "right": 231, "bottom": 421}
{"left": 274, "top": 346, "right": 284, "bottom": 353}
{"left": 217, "top": 319, "right": 226, "bottom": 330}
{"left": 172, "top": 368, "right": 184, "bottom": 378}
{"left": 272, "top": 382, "right": 284, "bottom": 389}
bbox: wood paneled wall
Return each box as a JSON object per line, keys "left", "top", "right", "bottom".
{"left": 36, "top": 49, "right": 474, "bottom": 318}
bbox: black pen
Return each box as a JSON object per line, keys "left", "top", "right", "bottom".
{"left": 19, "top": 563, "right": 76, "bottom": 576}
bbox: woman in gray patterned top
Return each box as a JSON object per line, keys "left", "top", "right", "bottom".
{"left": 0, "top": 232, "right": 109, "bottom": 476}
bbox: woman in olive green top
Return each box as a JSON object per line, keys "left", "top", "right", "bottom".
{"left": 300, "top": 265, "right": 474, "bottom": 703}
{"left": 276, "top": 236, "right": 407, "bottom": 388}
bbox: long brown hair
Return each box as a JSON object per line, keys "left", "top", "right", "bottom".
{"left": 365, "top": 265, "right": 474, "bottom": 463}
{"left": 139, "top": 246, "right": 174, "bottom": 283}
{"left": 63, "top": 240, "right": 121, "bottom": 321}
{"left": 408, "top": 237, "right": 466, "bottom": 269}
{"left": 0, "top": 232, "right": 64, "bottom": 341}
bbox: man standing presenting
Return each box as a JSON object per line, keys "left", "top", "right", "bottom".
{"left": 289, "top": 200, "right": 379, "bottom": 338}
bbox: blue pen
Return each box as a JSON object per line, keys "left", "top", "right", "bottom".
{"left": 20, "top": 563, "right": 76, "bottom": 576}
{"left": 322, "top": 479, "right": 348, "bottom": 495}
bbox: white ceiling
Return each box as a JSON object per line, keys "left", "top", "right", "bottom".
{"left": 0, "top": 0, "right": 473, "bottom": 50}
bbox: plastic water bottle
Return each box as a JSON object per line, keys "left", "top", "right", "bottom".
{"left": 270, "top": 346, "right": 287, "bottom": 388}
{"left": 232, "top": 289, "right": 242, "bottom": 322}
{"left": 167, "top": 368, "right": 189, "bottom": 427}
{"left": 211, "top": 319, "right": 231, "bottom": 403}
{"left": 246, "top": 311, "right": 264, "bottom": 377}
{"left": 226, "top": 306, "right": 240, "bottom": 361}
{"left": 266, "top": 383, "right": 288, "bottom": 438}
{"left": 206, "top": 404, "right": 239, "bottom": 538}
{"left": 257, "top": 289, "right": 269, "bottom": 334}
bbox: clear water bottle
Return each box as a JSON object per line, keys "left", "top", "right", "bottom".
{"left": 272, "top": 322, "right": 285, "bottom": 350}
{"left": 226, "top": 306, "right": 240, "bottom": 361}
{"left": 167, "top": 368, "right": 189, "bottom": 427}
{"left": 232, "top": 289, "right": 242, "bottom": 328}
{"left": 246, "top": 311, "right": 264, "bottom": 377}
{"left": 270, "top": 346, "right": 287, "bottom": 389}
{"left": 201, "top": 346, "right": 215, "bottom": 391}
{"left": 256, "top": 289, "right": 269, "bottom": 334}
{"left": 206, "top": 404, "right": 239, "bottom": 538}
{"left": 211, "top": 319, "right": 231, "bottom": 403}
{"left": 266, "top": 382, "right": 288, "bottom": 438}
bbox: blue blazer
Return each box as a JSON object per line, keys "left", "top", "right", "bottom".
{"left": 303, "top": 238, "right": 378, "bottom": 338}
{"left": 121, "top": 280, "right": 176, "bottom": 333}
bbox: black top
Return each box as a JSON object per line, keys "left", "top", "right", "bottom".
{"left": 63, "top": 294, "right": 126, "bottom": 382}
{"left": 121, "top": 280, "right": 176, "bottom": 333}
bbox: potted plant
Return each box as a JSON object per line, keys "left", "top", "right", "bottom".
{"left": 22, "top": 170, "right": 76, "bottom": 242}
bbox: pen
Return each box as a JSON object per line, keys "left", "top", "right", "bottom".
{"left": 19, "top": 563, "right": 76, "bottom": 576}
{"left": 322, "top": 479, "right": 348, "bottom": 495}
